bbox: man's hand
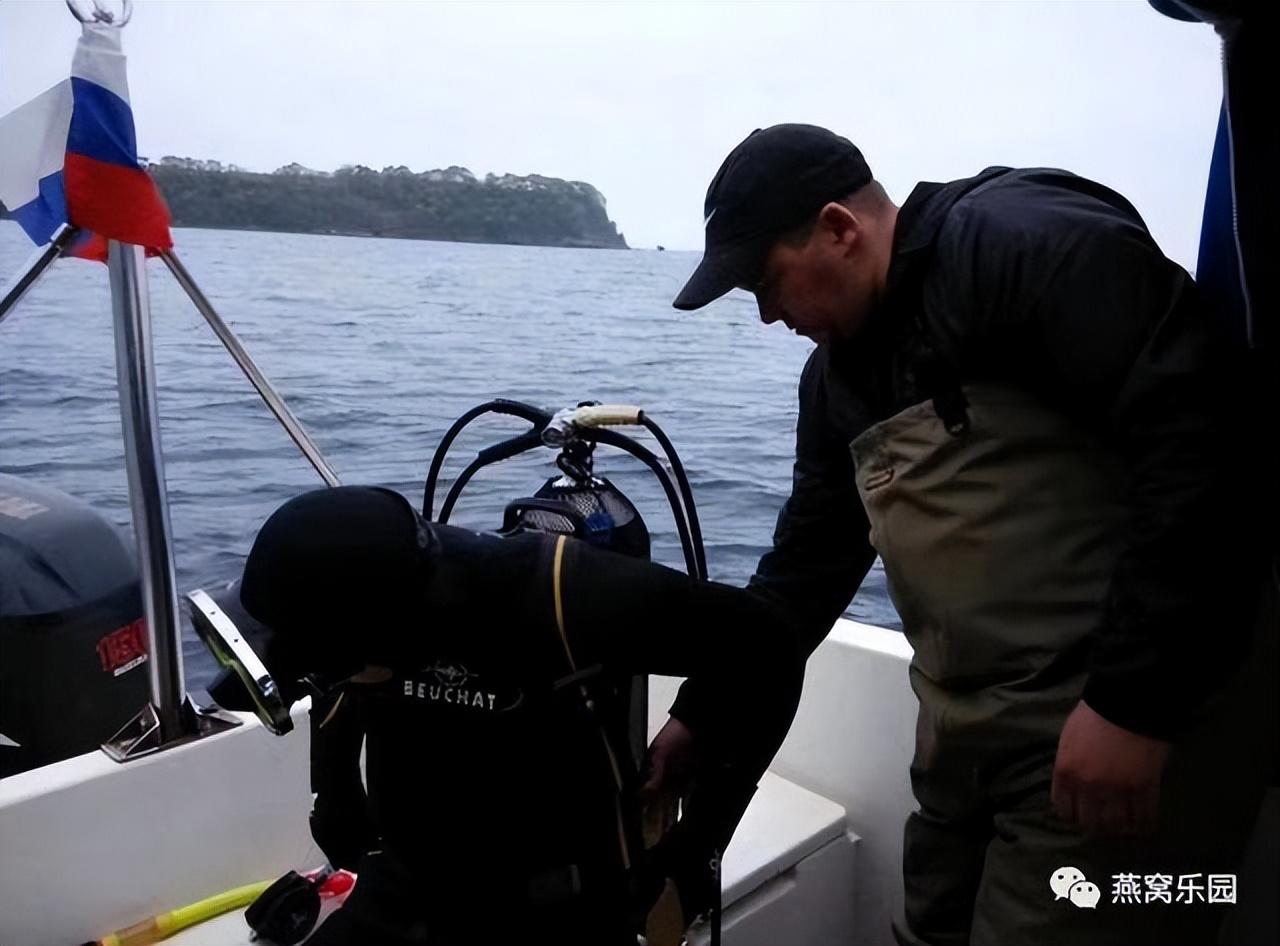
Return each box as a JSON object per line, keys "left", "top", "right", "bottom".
{"left": 642, "top": 716, "right": 698, "bottom": 800}
{"left": 1051, "top": 700, "right": 1171, "bottom": 836}
{"left": 637, "top": 717, "right": 698, "bottom": 945}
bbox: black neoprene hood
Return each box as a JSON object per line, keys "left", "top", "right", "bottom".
{"left": 239, "top": 486, "right": 433, "bottom": 683}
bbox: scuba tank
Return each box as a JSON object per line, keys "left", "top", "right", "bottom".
{"left": 423, "top": 399, "right": 704, "bottom": 783}
{"left": 0, "top": 474, "right": 148, "bottom": 777}
{"left": 419, "top": 400, "right": 718, "bottom": 945}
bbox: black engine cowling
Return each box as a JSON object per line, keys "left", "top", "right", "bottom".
{"left": 0, "top": 474, "right": 148, "bottom": 777}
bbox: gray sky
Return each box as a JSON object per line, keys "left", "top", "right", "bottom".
{"left": 1, "top": 1, "right": 1222, "bottom": 263}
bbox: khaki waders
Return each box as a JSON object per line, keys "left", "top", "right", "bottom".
{"left": 851, "top": 384, "right": 1273, "bottom": 946}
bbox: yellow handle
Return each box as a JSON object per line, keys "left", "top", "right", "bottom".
{"left": 100, "top": 917, "right": 162, "bottom": 946}
{"left": 167, "top": 880, "right": 273, "bottom": 930}
{"left": 572, "top": 405, "right": 644, "bottom": 428}
{"left": 98, "top": 879, "right": 273, "bottom": 946}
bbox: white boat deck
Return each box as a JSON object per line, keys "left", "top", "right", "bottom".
{"left": 0, "top": 619, "right": 919, "bottom": 946}
{"left": 165, "top": 772, "right": 855, "bottom": 945}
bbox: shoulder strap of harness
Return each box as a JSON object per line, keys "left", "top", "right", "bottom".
{"left": 550, "top": 535, "right": 639, "bottom": 874}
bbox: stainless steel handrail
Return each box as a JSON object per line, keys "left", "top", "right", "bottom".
{"left": 0, "top": 225, "right": 78, "bottom": 326}
{"left": 0, "top": 3, "right": 316, "bottom": 760}
{"left": 108, "top": 240, "right": 186, "bottom": 741}
{"left": 161, "top": 250, "right": 341, "bottom": 488}
{"left": 2, "top": 231, "right": 340, "bottom": 757}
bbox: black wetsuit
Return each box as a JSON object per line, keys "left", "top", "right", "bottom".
{"left": 305, "top": 524, "right": 803, "bottom": 946}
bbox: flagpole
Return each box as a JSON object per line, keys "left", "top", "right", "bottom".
{"left": 16, "top": 0, "right": 248, "bottom": 761}
{"left": 107, "top": 239, "right": 187, "bottom": 743}
{"left": 160, "top": 250, "right": 341, "bottom": 488}
{"left": 0, "top": 225, "right": 78, "bottom": 327}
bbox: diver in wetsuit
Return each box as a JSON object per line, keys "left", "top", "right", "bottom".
{"left": 236, "top": 485, "right": 803, "bottom": 946}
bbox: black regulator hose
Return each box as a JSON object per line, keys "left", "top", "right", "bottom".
{"left": 424, "top": 400, "right": 707, "bottom": 580}
{"left": 436, "top": 428, "right": 548, "bottom": 524}
{"left": 585, "top": 427, "right": 702, "bottom": 580}
{"left": 640, "top": 415, "right": 707, "bottom": 581}
{"left": 423, "top": 399, "right": 551, "bottom": 518}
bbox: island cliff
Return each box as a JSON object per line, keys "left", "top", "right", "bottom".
{"left": 2, "top": 158, "right": 628, "bottom": 249}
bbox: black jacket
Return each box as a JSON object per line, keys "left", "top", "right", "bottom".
{"left": 678, "top": 167, "right": 1257, "bottom": 740}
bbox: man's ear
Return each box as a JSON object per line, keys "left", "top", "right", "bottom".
{"left": 816, "top": 201, "right": 860, "bottom": 249}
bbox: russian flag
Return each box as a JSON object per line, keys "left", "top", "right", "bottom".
{"left": 0, "top": 25, "right": 172, "bottom": 262}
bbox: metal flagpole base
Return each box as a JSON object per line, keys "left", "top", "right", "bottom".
{"left": 102, "top": 692, "right": 242, "bottom": 762}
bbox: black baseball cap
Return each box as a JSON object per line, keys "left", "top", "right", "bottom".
{"left": 673, "top": 124, "right": 873, "bottom": 311}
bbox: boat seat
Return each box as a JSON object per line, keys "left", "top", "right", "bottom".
{"left": 691, "top": 771, "right": 857, "bottom": 946}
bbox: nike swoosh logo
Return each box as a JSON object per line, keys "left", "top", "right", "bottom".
{"left": 703, "top": 208, "right": 717, "bottom": 229}
{"left": 0, "top": 732, "right": 19, "bottom": 748}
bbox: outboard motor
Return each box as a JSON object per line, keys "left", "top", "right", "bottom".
{"left": 0, "top": 474, "right": 147, "bottom": 777}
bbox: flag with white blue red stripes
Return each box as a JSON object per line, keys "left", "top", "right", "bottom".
{"left": 0, "top": 24, "right": 172, "bottom": 261}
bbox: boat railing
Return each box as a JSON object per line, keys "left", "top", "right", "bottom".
{"left": 1, "top": 2, "right": 342, "bottom": 761}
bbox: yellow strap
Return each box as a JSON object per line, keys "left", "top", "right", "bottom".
{"left": 552, "top": 535, "right": 573, "bottom": 670}
{"left": 318, "top": 690, "right": 346, "bottom": 729}
{"left": 551, "top": 535, "right": 632, "bottom": 871}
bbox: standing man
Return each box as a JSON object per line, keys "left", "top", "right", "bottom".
{"left": 661, "top": 124, "right": 1272, "bottom": 945}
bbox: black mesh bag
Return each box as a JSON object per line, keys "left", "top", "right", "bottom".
{"left": 500, "top": 477, "right": 650, "bottom": 562}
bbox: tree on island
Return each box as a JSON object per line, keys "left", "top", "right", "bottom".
{"left": 140, "top": 159, "right": 627, "bottom": 248}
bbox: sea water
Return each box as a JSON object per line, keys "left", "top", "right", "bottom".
{"left": 0, "top": 223, "right": 897, "bottom": 685}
